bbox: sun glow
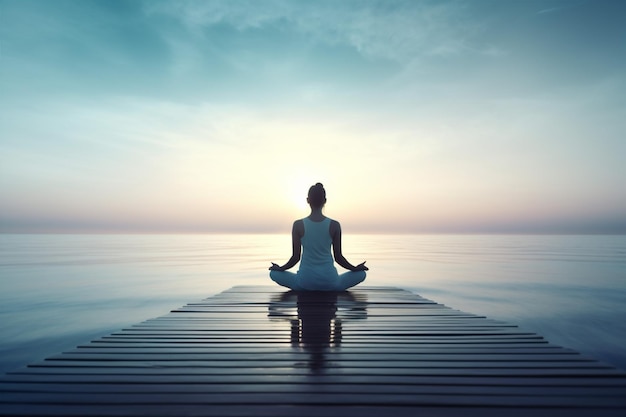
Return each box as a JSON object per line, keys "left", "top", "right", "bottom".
{"left": 286, "top": 176, "right": 316, "bottom": 213}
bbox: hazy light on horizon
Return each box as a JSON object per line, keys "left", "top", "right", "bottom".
{"left": 1, "top": 0, "right": 625, "bottom": 234}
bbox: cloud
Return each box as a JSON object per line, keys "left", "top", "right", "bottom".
{"left": 143, "top": 0, "right": 491, "bottom": 62}
{"left": 2, "top": 0, "right": 625, "bottom": 233}
{"left": 537, "top": 7, "right": 562, "bottom": 15}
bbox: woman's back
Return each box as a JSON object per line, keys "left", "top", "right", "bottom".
{"left": 300, "top": 218, "right": 334, "bottom": 267}
{"left": 298, "top": 217, "right": 339, "bottom": 290}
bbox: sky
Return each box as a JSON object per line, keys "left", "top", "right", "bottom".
{"left": 1, "top": 0, "right": 625, "bottom": 234}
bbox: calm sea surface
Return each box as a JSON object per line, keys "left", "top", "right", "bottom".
{"left": 1, "top": 233, "right": 625, "bottom": 373}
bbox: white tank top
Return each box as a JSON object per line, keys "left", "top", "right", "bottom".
{"left": 298, "top": 217, "right": 339, "bottom": 290}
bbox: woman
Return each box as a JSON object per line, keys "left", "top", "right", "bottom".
{"left": 269, "top": 183, "right": 368, "bottom": 291}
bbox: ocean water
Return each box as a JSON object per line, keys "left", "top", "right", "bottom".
{"left": 1, "top": 233, "right": 625, "bottom": 373}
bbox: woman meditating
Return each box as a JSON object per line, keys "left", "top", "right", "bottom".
{"left": 269, "top": 183, "right": 368, "bottom": 291}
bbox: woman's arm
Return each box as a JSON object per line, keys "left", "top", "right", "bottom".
{"left": 269, "top": 220, "right": 303, "bottom": 271}
{"left": 331, "top": 220, "right": 368, "bottom": 271}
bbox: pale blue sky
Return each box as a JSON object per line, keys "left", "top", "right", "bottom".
{"left": 1, "top": 0, "right": 625, "bottom": 233}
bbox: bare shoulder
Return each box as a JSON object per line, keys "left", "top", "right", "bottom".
{"left": 293, "top": 219, "right": 305, "bottom": 236}
{"left": 329, "top": 219, "right": 341, "bottom": 237}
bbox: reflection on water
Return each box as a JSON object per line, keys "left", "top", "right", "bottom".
{"left": 268, "top": 291, "right": 368, "bottom": 372}
{"left": 1, "top": 234, "right": 625, "bottom": 373}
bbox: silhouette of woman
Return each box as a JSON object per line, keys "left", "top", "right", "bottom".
{"left": 269, "top": 183, "right": 368, "bottom": 291}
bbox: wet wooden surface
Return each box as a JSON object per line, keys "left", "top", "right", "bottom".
{"left": 1, "top": 285, "right": 625, "bottom": 416}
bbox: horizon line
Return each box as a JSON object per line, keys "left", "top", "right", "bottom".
{"left": 2, "top": 230, "right": 625, "bottom": 236}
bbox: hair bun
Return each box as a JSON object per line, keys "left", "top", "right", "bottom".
{"left": 308, "top": 183, "right": 327, "bottom": 208}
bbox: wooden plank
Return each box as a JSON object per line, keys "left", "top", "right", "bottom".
{"left": 1, "top": 285, "right": 625, "bottom": 417}
{"left": 31, "top": 359, "right": 611, "bottom": 370}
{"left": 67, "top": 343, "right": 583, "bottom": 357}
{"left": 2, "top": 404, "right": 625, "bottom": 417}
{"left": 4, "top": 373, "right": 626, "bottom": 388}
{"left": 12, "top": 368, "right": 621, "bottom": 378}
{"left": 3, "top": 381, "right": 626, "bottom": 397}
{"left": 88, "top": 337, "right": 552, "bottom": 344}
{"left": 46, "top": 350, "right": 596, "bottom": 364}
{"left": 2, "top": 391, "right": 626, "bottom": 408}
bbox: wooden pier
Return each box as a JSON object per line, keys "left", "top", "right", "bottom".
{"left": 1, "top": 285, "right": 625, "bottom": 416}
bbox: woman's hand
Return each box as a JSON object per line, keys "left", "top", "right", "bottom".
{"left": 269, "top": 262, "right": 284, "bottom": 271}
{"left": 353, "top": 261, "right": 368, "bottom": 272}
